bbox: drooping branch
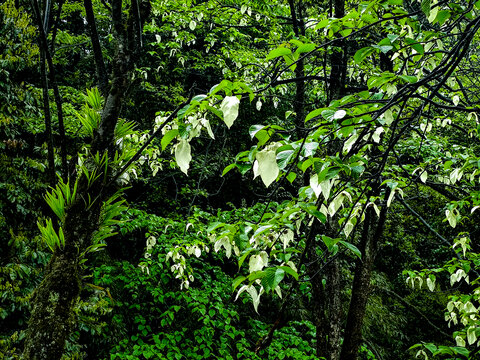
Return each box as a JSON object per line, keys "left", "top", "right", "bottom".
{"left": 373, "top": 286, "right": 451, "bottom": 339}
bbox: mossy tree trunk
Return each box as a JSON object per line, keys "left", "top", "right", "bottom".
{"left": 22, "top": 1, "right": 146, "bottom": 358}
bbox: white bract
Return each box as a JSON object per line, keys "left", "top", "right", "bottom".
{"left": 255, "top": 144, "right": 280, "bottom": 187}
{"left": 175, "top": 139, "right": 192, "bottom": 175}
{"left": 220, "top": 96, "right": 240, "bottom": 128}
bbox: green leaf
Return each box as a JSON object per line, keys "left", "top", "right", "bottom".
{"left": 367, "top": 72, "right": 395, "bottom": 89}
{"left": 254, "top": 129, "right": 272, "bottom": 147}
{"left": 423, "top": 343, "right": 437, "bottom": 353}
{"left": 302, "top": 204, "right": 327, "bottom": 223}
{"left": 421, "top": 0, "right": 431, "bottom": 17}
{"left": 398, "top": 75, "right": 418, "bottom": 84}
{"left": 354, "top": 47, "right": 375, "bottom": 64}
{"left": 305, "top": 108, "right": 325, "bottom": 122}
{"left": 279, "top": 266, "right": 299, "bottom": 280}
{"left": 191, "top": 94, "right": 207, "bottom": 102}
{"left": 372, "top": 44, "right": 393, "bottom": 53}
{"left": 222, "top": 163, "right": 236, "bottom": 176}
{"left": 207, "top": 222, "right": 224, "bottom": 232}
{"left": 238, "top": 249, "right": 254, "bottom": 270}
{"left": 262, "top": 268, "right": 285, "bottom": 292}
{"left": 451, "top": 347, "right": 470, "bottom": 356}
{"left": 286, "top": 172, "right": 297, "bottom": 183}
{"left": 210, "top": 80, "right": 231, "bottom": 95}
{"left": 247, "top": 270, "right": 266, "bottom": 282}
{"left": 321, "top": 109, "right": 337, "bottom": 121}
{"left": 294, "top": 43, "right": 316, "bottom": 58}
{"left": 282, "top": 53, "right": 297, "bottom": 71}
{"left": 253, "top": 225, "right": 274, "bottom": 238}
{"left": 405, "top": 38, "right": 424, "bottom": 54}
{"left": 339, "top": 240, "right": 362, "bottom": 259}
{"left": 249, "top": 124, "right": 265, "bottom": 138}
{"left": 177, "top": 104, "right": 190, "bottom": 119}
{"left": 161, "top": 129, "right": 179, "bottom": 151}
{"left": 206, "top": 105, "right": 223, "bottom": 119}
{"left": 322, "top": 235, "right": 340, "bottom": 252}
{"left": 236, "top": 163, "right": 252, "bottom": 175}
{"left": 266, "top": 47, "right": 292, "bottom": 60}
{"left": 435, "top": 10, "right": 450, "bottom": 25}
{"left": 277, "top": 150, "right": 295, "bottom": 170}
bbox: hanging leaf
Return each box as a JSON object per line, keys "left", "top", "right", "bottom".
{"left": 253, "top": 160, "right": 260, "bottom": 179}
{"left": 310, "top": 174, "right": 321, "bottom": 198}
{"left": 453, "top": 95, "right": 460, "bottom": 106}
{"left": 467, "top": 327, "right": 477, "bottom": 345}
{"left": 445, "top": 209, "right": 457, "bottom": 228}
{"left": 256, "top": 148, "right": 279, "bottom": 187}
{"left": 175, "top": 139, "right": 192, "bottom": 175}
{"left": 420, "top": 171, "right": 428, "bottom": 183}
{"left": 426, "top": 276, "right": 435, "bottom": 291}
{"left": 249, "top": 254, "right": 265, "bottom": 273}
{"left": 220, "top": 96, "right": 240, "bottom": 128}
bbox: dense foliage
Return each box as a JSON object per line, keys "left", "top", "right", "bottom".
{"left": 2, "top": 0, "right": 480, "bottom": 359}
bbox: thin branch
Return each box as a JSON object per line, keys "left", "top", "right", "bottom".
{"left": 373, "top": 286, "right": 451, "bottom": 340}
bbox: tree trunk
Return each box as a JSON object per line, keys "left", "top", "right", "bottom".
{"left": 328, "top": 0, "right": 346, "bottom": 102}
{"left": 326, "top": 258, "right": 342, "bottom": 360}
{"left": 287, "top": 0, "right": 306, "bottom": 133}
{"left": 309, "top": 222, "right": 343, "bottom": 360}
{"left": 308, "top": 244, "right": 328, "bottom": 357}
{"left": 22, "top": 0, "right": 142, "bottom": 357}
{"left": 339, "top": 191, "right": 389, "bottom": 360}
{"left": 22, "top": 203, "right": 102, "bottom": 359}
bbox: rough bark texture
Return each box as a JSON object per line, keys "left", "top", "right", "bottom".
{"left": 308, "top": 223, "right": 342, "bottom": 360}
{"left": 339, "top": 194, "right": 389, "bottom": 360}
{"left": 326, "top": 258, "right": 342, "bottom": 360}
{"left": 308, "top": 244, "right": 328, "bottom": 357}
{"left": 328, "top": 0, "right": 346, "bottom": 102}
{"left": 287, "top": 0, "right": 306, "bottom": 133}
{"left": 22, "top": 204, "right": 101, "bottom": 359}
